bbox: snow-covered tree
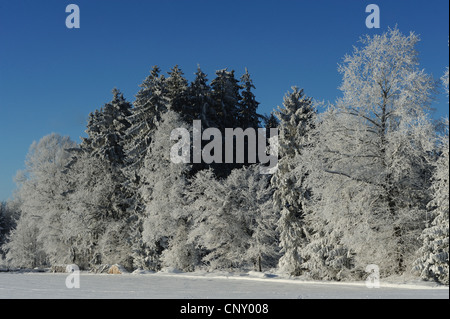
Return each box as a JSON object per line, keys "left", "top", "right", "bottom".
{"left": 5, "top": 134, "right": 76, "bottom": 268}
{"left": 271, "top": 87, "right": 316, "bottom": 276}
{"left": 81, "top": 88, "right": 132, "bottom": 166}
{"left": 64, "top": 152, "right": 133, "bottom": 269}
{"left": 263, "top": 112, "right": 279, "bottom": 131}
{"left": 97, "top": 220, "right": 134, "bottom": 268}
{"left": 0, "top": 202, "right": 9, "bottom": 249}
{"left": 124, "top": 66, "right": 168, "bottom": 171}
{"left": 166, "top": 65, "right": 189, "bottom": 115}
{"left": 413, "top": 120, "right": 449, "bottom": 285}
{"left": 121, "top": 67, "right": 169, "bottom": 267}
{"left": 188, "top": 166, "right": 278, "bottom": 271}
{"left": 139, "top": 110, "right": 192, "bottom": 270}
{"left": 77, "top": 88, "right": 133, "bottom": 226}
{"left": 413, "top": 65, "right": 449, "bottom": 284}
{"left": 188, "top": 66, "right": 212, "bottom": 125}
{"left": 442, "top": 67, "right": 449, "bottom": 96}
{"left": 303, "top": 28, "right": 436, "bottom": 279}
{"left": 0, "top": 201, "right": 19, "bottom": 259}
{"left": 4, "top": 214, "right": 45, "bottom": 268}
{"left": 210, "top": 69, "right": 242, "bottom": 130}
{"left": 59, "top": 89, "right": 136, "bottom": 269}
{"left": 238, "top": 68, "right": 261, "bottom": 129}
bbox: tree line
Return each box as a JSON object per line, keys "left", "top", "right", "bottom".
{"left": 1, "top": 28, "right": 448, "bottom": 284}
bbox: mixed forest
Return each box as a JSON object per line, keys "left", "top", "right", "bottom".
{"left": 0, "top": 28, "right": 448, "bottom": 284}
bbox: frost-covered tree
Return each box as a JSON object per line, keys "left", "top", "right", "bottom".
{"left": 122, "top": 67, "right": 169, "bottom": 266}
{"left": 271, "top": 87, "right": 315, "bottom": 276}
{"left": 188, "top": 66, "right": 212, "bottom": 125}
{"left": 5, "top": 134, "right": 76, "bottom": 268}
{"left": 413, "top": 120, "right": 449, "bottom": 285}
{"left": 4, "top": 215, "right": 45, "bottom": 268}
{"left": 81, "top": 88, "right": 132, "bottom": 165}
{"left": 188, "top": 166, "right": 278, "bottom": 271}
{"left": 0, "top": 202, "right": 10, "bottom": 248}
{"left": 63, "top": 152, "right": 134, "bottom": 269}
{"left": 413, "top": 66, "right": 449, "bottom": 284}
{"left": 80, "top": 89, "right": 132, "bottom": 219}
{"left": 139, "top": 110, "right": 192, "bottom": 271}
{"left": 303, "top": 28, "right": 436, "bottom": 279}
{"left": 442, "top": 67, "right": 449, "bottom": 96}
{"left": 124, "top": 66, "right": 168, "bottom": 171}
{"left": 238, "top": 68, "right": 261, "bottom": 129}
{"left": 210, "top": 69, "right": 242, "bottom": 129}
{"left": 244, "top": 169, "right": 280, "bottom": 272}
{"left": 263, "top": 112, "right": 279, "bottom": 131}
{"left": 0, "top": 201, "right": 19, "bottom": 259}
{"left": 166, "top": 65, "right": 189, "bottom": 115}
{"left": 59, "top": 89, "right": 136, "bottom": 269}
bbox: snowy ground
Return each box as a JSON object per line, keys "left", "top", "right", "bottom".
{"left": 0, "top": 270, "right": 448, "bottom": 299}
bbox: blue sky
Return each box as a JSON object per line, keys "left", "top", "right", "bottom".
{"left": 0, "top": 0, "right": 448, "bottom": 201}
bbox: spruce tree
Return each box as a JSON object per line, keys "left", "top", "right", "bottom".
{"left": 413, "top": 67, "right": 449, "bottom": 284}
{"left": 124, "top": 66, "right": 168, "bottom": 171}
{"left": 413, "top": 122, "right": 449, "bottom": 284}
{"left": 238, "top": 68, "right": 261, "bottom": 129}
{"left": 122, "top": 67, "right": 169, "bottom": 267}
{"left": 210, "top": 69, "right": 242, "bottom": 130}
{"left": 64, "top": 89, "right": 135, "bottom": 269}
{"left": 81, "top": 88, "right": 132, "bottom": 165}
{"left": 188, "top": 66, "right": 212, "bottom": 125}
{"left": 166, "top": 65, "right": 189, "bottom": 116}
{"left": 264, "top": 112, "right": 279, "bottom": 130}
{"left": 271, "top": 87, "right": 316, "bottom": 276}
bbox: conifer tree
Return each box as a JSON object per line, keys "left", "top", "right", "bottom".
{"left": 188, "top": 66, "right": 212, "bottom": 125}
{"left": 125, "top": 66, "right": 168, "bottom": 171}
{"left": 210, "top": 69, "right": 242, "bottom": 129}
{"left": 413, "top": 67, "right": 449, "bottom": 284}
{"left": 64, "top": 90, "right": 134, "bottom": 269}
{"left": 81, "top": 88, "right": 131, "bottom": 164}
{"left": 264, "top": 112, "right": 279, "bottom": 130}
{"left": 271, "top": 87, "right": 316, "bottom": 276}
{"left": 166, "top": 65, "right": 189, "bottom": 116}
{"left": 122, "top": 67, "right": 169, "bottom": 267}
{"left": 413, "top": 121, "right": 449, "bottom": 284}
{"left": 238, "top": 68, "right": 261, "bottom": 129}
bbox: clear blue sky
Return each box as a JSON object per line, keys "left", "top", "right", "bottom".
{"left": 0, "top": 0, "right": 448, "bottom": 201}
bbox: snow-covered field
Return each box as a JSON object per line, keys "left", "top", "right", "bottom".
{"left": 0, "top": 270, "right": 448, "bottom": 299}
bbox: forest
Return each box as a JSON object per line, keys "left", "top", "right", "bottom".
{"left": 0, "top": 28, "right": 448, "bottom": 285}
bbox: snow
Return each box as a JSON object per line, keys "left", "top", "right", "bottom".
{"left": 159, "top": 267, "right": 183, "bottom": 274}
{"left": 0, "top": 270, "right": 447, "bottom": 299}
{"left": 65, "top": 264, "right": 79, "bottom": 273}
